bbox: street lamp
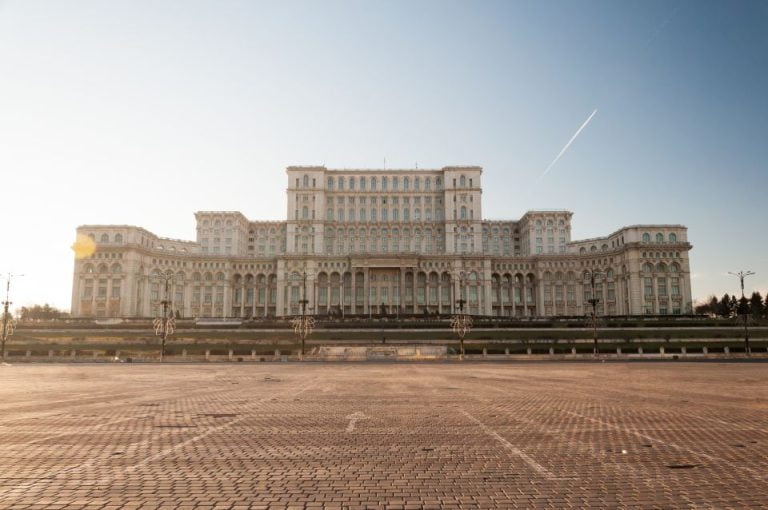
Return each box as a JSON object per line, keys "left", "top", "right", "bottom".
{"left": 1, "top": 273, "right": 23, "bottom": 361}
{"left": 450, "top": 272, "right": 472, "bottom": 360}
{"left": 290, "top": 272, "right": 315, "bottom": 359}
{"left": 729, "top": 270, "right": 755, "bottom": 356}
{"left": 583, "top": 270, "right": 603, "bottom": 356}
{"left": 152, "top": 270, "right": 176, "bottom": 362}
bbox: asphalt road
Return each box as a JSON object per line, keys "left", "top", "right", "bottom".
{"left": 0, "top": 362, "right": 766, "bottom": 509}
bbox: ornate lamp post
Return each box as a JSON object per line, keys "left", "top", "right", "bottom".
{"left": 1, "top": 273, "right": 23, "bottom": 362}
{"left": 450, "top": 273, "right": 473, "bottom": 360}
{"left": 152, "top": 270, "right": 176, "bottom": 362}
{"left": 290, "top": 272, "right": 315, "bottom": 359}
{"left": 583, "top": 270, "right": 603, "bottom": 356}
{"left": 729, "top": 270, "right": 755, "bottom": 356}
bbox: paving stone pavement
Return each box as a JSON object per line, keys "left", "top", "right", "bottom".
{"left": 0, "top": 362, "right": 766, "bottom": 509}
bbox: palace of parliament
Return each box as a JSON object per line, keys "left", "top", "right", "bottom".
{"left": 71, "top": 166, "right": 693, "bottom": 318}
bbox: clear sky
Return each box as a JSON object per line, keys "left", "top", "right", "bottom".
{"left": 1, "top": 0, "right": 766, "bottom": 311}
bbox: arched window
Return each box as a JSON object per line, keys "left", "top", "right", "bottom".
{"left": 84, "top": 263, "right": 94, "bottom": 274}
{"left": 371, "top": 177, "right": 377, "bottom": 190}
{"left": 425, "top": 177, "right": 431, "bottom": 190}
{"left": 655, "top": 233, "right": 664, "bottom": 243}
{"left": 414, "top": 177, "right": 420, "bottom": 190}
{"left": 359, "top": 208, "right": 366, "bottom": 221}
{"left": 606, "top": 268, "right": 614, "bottom": 279}
{"left": 670, "top": 263, "right": 680, "bottom": 273}
{"left": 656, "top": 263, "right": 666, "bottom": 273}
{"left": 404, "top": 177, "right": 410, "bottom": 190}
{"left": 392, "top": 177, "right": 398, "bottom": 190}
{"left": 338, "top": 176, "right": 345, "bottom": 190}
{"left": 642, "top": 233, "right": 651, "bottom": 243}
{"left": 382, "top": 176, "right": 388, "bottom": 190}
{"left": 579, "top": 247, "right": 586, "bottom": 254}
{"left": 460, "top": 175, "right": 466, "bottom": 187}
{"left": 302, "top": 206, "right": 308, "bottom": 219}
{"left": 360, "top": 176, "right": 366, "bottom": 190}
{"left": 371, "top": 208, "right": 377, "bottom": 221}
{"left": 643, "top": 263, "right": 653, "bottom": 273}
{"left": 601, "top": 244, "right": 609, "bottom": 251}
{"left": 403, "top": 208, "right": 410, "bottom": 221}
{"left": 460, "top": 206, "right": 467, "bottom": 219}
{"left": 100, "top": 233, "right": 109, "bottom": 243}
{"left": 349, "top": 177, "right": 355, "bottom": 189}
{"left": 590, "top": 246, "right": 597, "bottom": 252}
{"left": 114, "top": 233, "right": 123, "bottom": 243}
{"left": 669, "top": 233, "right": 677, "bottom": 243}
{"left": 303, "top": 175, "right": 309, "bottom": 187}
{"left": 414, "top": 208, "right": 421, "bottom": 221}
{"left": 436, "top": 177, "right": 442, "bottom": 190}
{"left": 327, "top": 177, "right": 334, "bottom": 190}
{"left": 111, "top": 263, "right": 122, "bottom": 273}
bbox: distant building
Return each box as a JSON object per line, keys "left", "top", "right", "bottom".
{"left": 71, "top": 166, "right": 693, "bottom": 317}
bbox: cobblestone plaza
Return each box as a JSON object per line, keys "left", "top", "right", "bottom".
{"left": 1, "top": 362, "right": 766, "bottom": 509}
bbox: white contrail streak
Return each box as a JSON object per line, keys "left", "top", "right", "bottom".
{"left": 536, "top": 109, "right": 597, "bottom": 183}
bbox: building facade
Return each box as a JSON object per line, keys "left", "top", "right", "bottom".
{"left": 71, "top": 166, "right": 693, "bottom": 318}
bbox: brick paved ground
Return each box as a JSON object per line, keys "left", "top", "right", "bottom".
{"left": 0, "top": 362, "right": 766, "bottom": 509}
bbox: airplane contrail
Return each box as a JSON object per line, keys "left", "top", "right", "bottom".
{"left": 536, "top": 109, "right": 598, "bottom": 184}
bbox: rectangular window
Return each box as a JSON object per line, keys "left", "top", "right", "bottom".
{"left": 83, "top": 280, "right": 93, "bottom": 298}
{"left": 644, "top": 278, "right": 653, "bottom": 297}
{"left": 657, "top": 277, "right": 667, "bottom": 297}
{"left": 671, "top": 278, "right": 680, "bottom": 296}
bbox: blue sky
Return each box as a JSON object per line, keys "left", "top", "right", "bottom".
{"left": 0, "top": 0, "right": 766, "bottom": 310}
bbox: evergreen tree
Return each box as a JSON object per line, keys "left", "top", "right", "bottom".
{"left": 709, "top": 295, "right": 719, "bottom": 314}
{"left": 716, "top": 293, "right": 732, "bottom": 317}
{"left": 750, "top": 291, "right": 765, "bottom": 318}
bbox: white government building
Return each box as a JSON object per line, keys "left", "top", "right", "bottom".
{"left": 71, "top": 166, "right": 693, "bottom": 318}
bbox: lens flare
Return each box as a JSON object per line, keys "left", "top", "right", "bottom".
{"left": 71, "top": 234, "right": 96, "bottom": 259}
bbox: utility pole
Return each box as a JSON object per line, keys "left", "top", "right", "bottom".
{"left": 291, "top": 271, "right": 314, "bottom": 359}
{"left": 152, "top": 270, "right": 176, "bottom": 362}
{"left": 584, "top": 270, "right": 602, "bottom": 356}
{"left": 729, "top": 270, "right": 755, "bottom": 355}
{"left": 451, "top": 273, "right": 472, "bottom": 360}
{"left": 1, "top": 273, "right": 23, "bottom": 362}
